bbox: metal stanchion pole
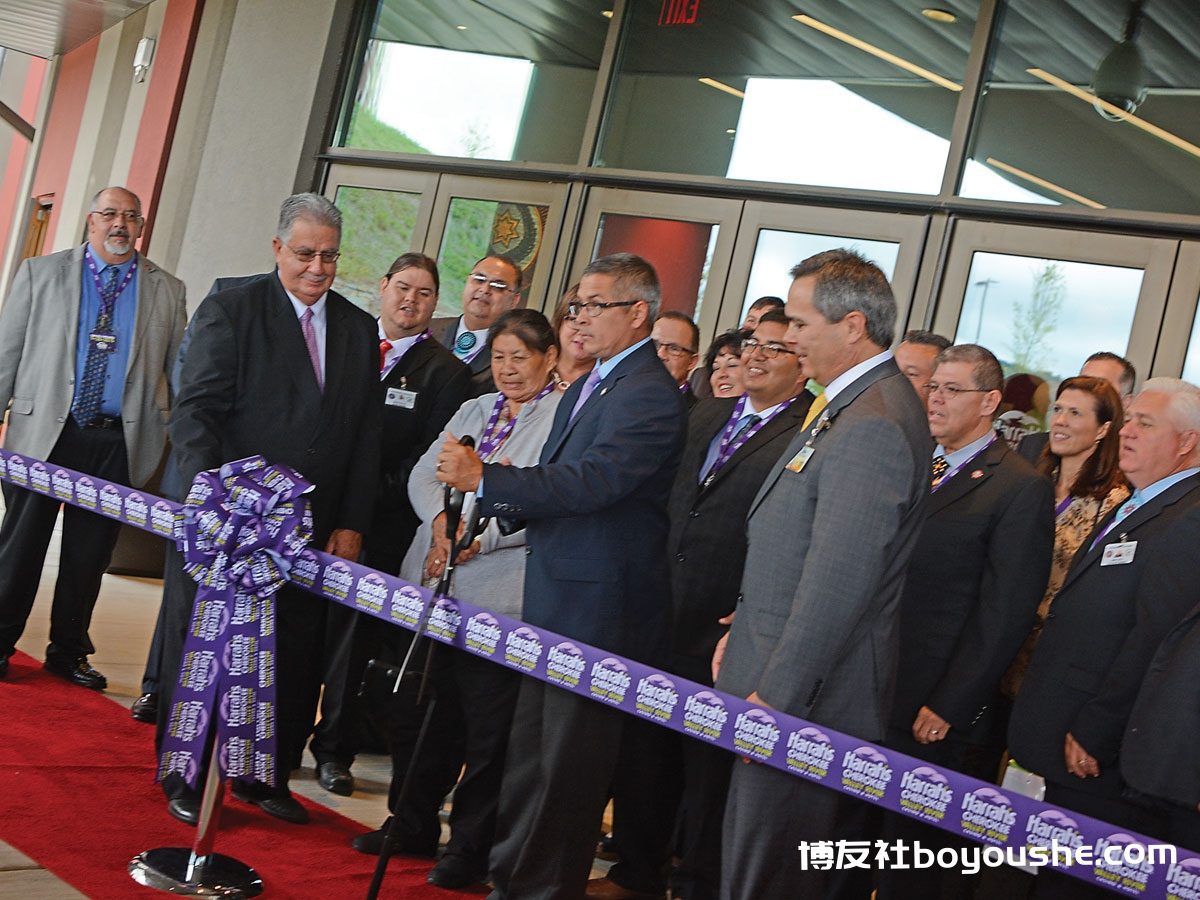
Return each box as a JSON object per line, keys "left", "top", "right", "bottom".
{"left": 129, "top": 715, "right": 264, "bottom": 897}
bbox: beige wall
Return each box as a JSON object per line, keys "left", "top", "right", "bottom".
{"left": 158, "top": 0, "right": 337, "bottom": 308}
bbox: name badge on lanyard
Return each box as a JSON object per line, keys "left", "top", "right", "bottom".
{"left": 1100, "top": 539, "right": 1137, "bottom": 566}
{"left": 386, "top": 387, "right": 418, "bottom": 409}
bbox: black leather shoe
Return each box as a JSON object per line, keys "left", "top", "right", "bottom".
{"left": 351, "top": 818, "right": 437, "bottom": 858}
{"left": 131, "top": 692, "right": 158, "bottom": 723}
{"left": 167, "top": 797, "right": 199, "bottom": 826}
{"left": 427, "top": 853, "right": 486, "bottom": 889}
{"left": 43, "top": 656, "right": 107, "bottom": 690}
{"left": 230, "top": 780, "right": 308, "bottom": 824}
{"left": 317, "top": 761, "right": 354, "bottom": 796}
{"left": 258, "top": 794, "right": 309, "bottom": 825}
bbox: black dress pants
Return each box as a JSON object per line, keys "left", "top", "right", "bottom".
{"left": 488, "top": 680, "right": 627, "bottom": 900}
{"left": 0, "top": 419, "right": 128, "bottom": 662}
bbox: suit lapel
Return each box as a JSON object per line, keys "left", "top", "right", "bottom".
{"left": 925, "top": 439, "right": 1003, "bottom": 516}
{"left": 1059, "top": 475, "right": 1200, "bottom": 594}
{"left": 125, "top": 253, "right": 155, "bottom": 379}
{"left": 544, "top": 343, "right": 652, "bottom": 460}
{"left": 748, "top": 360, "right": 898, "bottom": 518}
{"left": 62, "top": 246, "right": 86, "bottom": 359}
{"left": 321, "top": 295, "right": 351, "bottom": 413}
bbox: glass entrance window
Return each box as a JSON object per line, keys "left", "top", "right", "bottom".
{"left": 435, "top": 198, "right": 550, "bottom": 317}
{"left": 741, "top": 231, "right": 900, "bottom": 324}
{"left": 1182, "top": 295, "right": 1200, "bottom": 384}
{"left": 332, "top": 185, "right": 423, "bottom": 315}
{"left": 338, "top": 0, "right": 609, "bottom": 164}
{"left": 953, "top": 251, "right": 1143, "bottom": 440}
{"left": 591, "top": 213, "right": 718, "bottom": 320}
{"left": 960, "top": 0, "right": 1200, "bottom": 215}
{"left": 598, "top": 0, "right": 978, "bottom": 194}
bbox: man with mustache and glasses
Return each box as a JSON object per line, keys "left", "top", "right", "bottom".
{"left": 0, "top": 186, "right": 186, "bottom": 691}
{"left": 432, "top": 255, "right": 524, "bottom": 397}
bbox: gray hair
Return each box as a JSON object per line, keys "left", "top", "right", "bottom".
{"left": 90, "top": 186, "right": 142, "bottom": 216}
{"left": 1139, "top": 377, "right": 1200, "bottom": 434}
{"left": 277, "top": 193, "right": 342, "bottom": 242}
{"left": 936, "top": 344, "right": 1004, "bottom": 392}
{"left": 583, "top": 252, "right": 661, "bottom": 321}
{"left": 789, "top": 249, "right": 896, "bottom": 348}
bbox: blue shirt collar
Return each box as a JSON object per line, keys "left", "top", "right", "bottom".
{"left": 1130, "top": 467, "right": 1200, "bottom": 507}
{"left": 593, "top": 336, "right": 652, "bottom": 381}
{"left": 935, "top": 429, "right": 996, "bottom": 470}
{"left": 85, "top": 243, "right": 136, "bottom": 276}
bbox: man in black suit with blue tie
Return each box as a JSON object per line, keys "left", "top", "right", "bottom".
{"left": 436, "top": 252, "right": 687, "bottom": 900}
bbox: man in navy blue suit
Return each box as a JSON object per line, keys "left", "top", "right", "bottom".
{"left": 436, "top": 252, "right": 687, "bottom": 900}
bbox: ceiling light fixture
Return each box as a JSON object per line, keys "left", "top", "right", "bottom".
{"left": 602, "top": 10, "right": 614, "bottom": 18}
{"left": 985, "top": 157, "right": 1106, "bottom": 209}
{"left": 793, "top": 14, "right": 962, "bottom": 91}
{"left": 698, "top": 77, "right": 746, "bottom": 99}
{"left": 1027, "top": 67, "right": 1200, "bottom": 162}
{"left": 456, "top": 24, "right": 468, "bottom": 30}
{"left": 726, "top": 128, "right": 737, "bottom": 134}
{"left": 921, "top": 8, "right": 957, "bottom": 24}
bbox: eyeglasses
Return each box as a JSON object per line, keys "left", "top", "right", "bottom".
{"left": 741, "top": 338, "right": 796, "bottom": 359}
{"left": 924, "top": 382, "right": 992, "bottom": 398}
{"left": 468, "top": 273, "right": 514, "bottom": 293}
{"left": 92, "top": 209, "right": 142, "bottom": 223}
{"left": 654, "top": 339, "right": 697, "bottom": 358}
{"left": 567, "top": 300, "right": 639, "bottom": 318}
{"left": 285, "top": 244, "right": 340, "bottom": 264}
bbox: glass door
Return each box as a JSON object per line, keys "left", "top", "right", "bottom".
{"left": 930, "top": 221, "right": 1176, "bottom": 438}
{"left": 422, "top": 175, "right": 569, "bottom": 318}
{"left": 569, "top": 188, "right": 743, "bottom": 345}
{"left": 721, "top": 201, "right": 929, "bottom": 337}
{"left": 323, "top": 164, "right": 438, "bottom": 314}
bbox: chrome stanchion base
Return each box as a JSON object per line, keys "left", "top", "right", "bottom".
{"left": 129, "top": 848, "right": 263, "bottom": 898}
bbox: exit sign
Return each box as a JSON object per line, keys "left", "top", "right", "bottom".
{"left": 659, "top": 0, "right": 700, "bottom": 25}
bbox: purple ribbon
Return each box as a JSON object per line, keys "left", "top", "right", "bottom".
{"left": 157, "top": 456, "right": 313, "bottom": 789}
{"left": 0, "top": 445, "right": 1191, "bottom": 896}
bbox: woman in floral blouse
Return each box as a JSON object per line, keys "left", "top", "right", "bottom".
{"left": 1003, "top": 375, "right": 1130, "bottom": 697}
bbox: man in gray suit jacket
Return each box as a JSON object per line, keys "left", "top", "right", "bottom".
{"left": 431, "top": 254, "right": 523, "bottom": 397}
{"left": 0, "top": 186, "right": 186, "bottom": 688}
{"left": 714, "top": 249, "right": 932, "bottom": 900}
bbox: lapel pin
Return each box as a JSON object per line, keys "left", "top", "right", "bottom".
{"left": 971, "top": 469, "right": 983, "bottom": 479}
{"left": 600, "top": 388, "right": 608, "bottom": 396}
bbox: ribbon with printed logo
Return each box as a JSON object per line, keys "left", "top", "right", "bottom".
{"left": 157, "top": 456, "right": 313, "bottom": 789}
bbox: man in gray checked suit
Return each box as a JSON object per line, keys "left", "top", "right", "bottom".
{"left": 0, "top": 186, "right": 186, "bottom": 689}
{"left": 714, "top": 249, "right": 932, "bottom": 900}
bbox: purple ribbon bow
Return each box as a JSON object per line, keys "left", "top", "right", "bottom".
{"left": 158, "top": 456, "right": 313, "bottom": 789}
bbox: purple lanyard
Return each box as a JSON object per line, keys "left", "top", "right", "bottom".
{"left": 705, "top": 395, "right": 797, "bottom": 485}
{"left": 1054, "top": 495, "right": 1073, "bottom": 517}
{"left": 478, "top": 381, "right": 555, "bottom": 459}
{"left": 84, "top": 252, "right": 137, "bottom": 327}
{"left": 930, "top": 434, "right": 995, "bottom": 493}
{"left": 380, "top": 329, "right": 431, "bottom": 380}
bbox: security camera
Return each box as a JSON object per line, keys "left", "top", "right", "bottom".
{"left": 1092, "top": 38, "right": 1148, "bottom": 120}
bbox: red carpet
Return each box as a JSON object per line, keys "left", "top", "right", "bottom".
{"left": 0, "top": 650, "right": 482, "bottom": 898}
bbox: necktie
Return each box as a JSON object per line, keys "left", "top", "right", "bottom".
{"left": 732, "top": 413, "right": 761, "bottom": 443}
{"left": 570, "top": 368, "right": 602, "bottom": 422}
{"left": 379, "top": 339, "right": 393, "bottom": 372}
{"left": 802, "top": 392, "right": 828, "bottom": 429}
{"left": 930, "top": 454, "right": 950, "bottom": 489}
{"left": 1092, "top": 491, "right": 1141, "bottom": 548}
{"left": 71, "top": 265, "right": 120, "bottom": 426}
{"left": 301, "top": 307, "right": 323, "bottom": 392}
